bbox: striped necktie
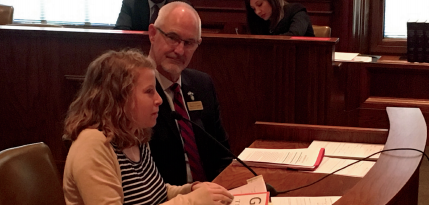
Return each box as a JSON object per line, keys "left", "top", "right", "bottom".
{"left": 170, "top": 83, "right": 206, "bottom": 181}
{"left": 150, "top": 5, "right": 159, "bottom": 24}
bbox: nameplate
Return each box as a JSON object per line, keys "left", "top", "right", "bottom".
{"left": 187, "top": 101, "right": 203, "bottom": 111}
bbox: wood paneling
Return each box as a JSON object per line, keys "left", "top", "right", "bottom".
{"left": 0, "top": 26, "right": 338, "bottom": 174}
{"left": 338, "top": 59, "right": 429, "bottom": 129}
{"left": 188, "top": 34, "right": 338, "bottom": 154}
{"left": 0, "top": 27, "right": 151, "bottom": 168}
{"left": 253, "top": 121, "right": 388, "bottom": 144}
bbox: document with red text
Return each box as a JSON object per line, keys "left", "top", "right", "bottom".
{"left": 232, "top": 192, "right": 270, "bottom": 205}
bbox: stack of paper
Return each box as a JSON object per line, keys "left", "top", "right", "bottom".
{"left": 308, "top": 140, "right": 384, "bottom": 160}
{"left": 234, "top": 147, "right": 325, "bottom": 171}
{"left": 271, "top": 196, "right": 341, "bottom": 205}
{"left": 334, "top": 52, "right": 359, "bottom": 61}
{"left": 303, "top": 140, "right": 383, "bottom": 177}
{"left": 229, "top": 175, "right": 270, "bottom": 205}
{"left": 229, "top": 175, "right": 341, "bottom": 205}
{"left": 334, "top": 52, "right": 372, "bottom": 62}
{"left": 309, "top": 157, "right": 375, "bottom": 177}
{"left": 228, "top": 175, "right": 267, "bottom": 195}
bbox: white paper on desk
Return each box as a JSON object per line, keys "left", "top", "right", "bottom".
{"left": 232, "top": 192, "right": 270, "bottom": 205}
{"left": 271, "top": 196, "right": 341, "bottom": 205}
{"left": 237, "top": 147, "right": 321, "bottom": 167}
{"left": 308, "top": 140, "right": 384, "bottom": 160}
{"left": 309, "top": 157, "right": 375, "bottom": 177}
{"left": 352, "top": 56, "right": 372, "bottom": 62}
{"left": 228, "top": 175, "right": 267, "bottom": 195}
{"left": 334, "top": 52, "right": 359, "bottom": 61}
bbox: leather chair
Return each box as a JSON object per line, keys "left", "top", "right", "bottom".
{"left": 312, "top": 25, "right": 331, "bottom": 37}
{"left": 0, "top": 4, "right": 14, "bottom": 25}
{"left": 0, "top": 142, "right": 65, "bottom": 205}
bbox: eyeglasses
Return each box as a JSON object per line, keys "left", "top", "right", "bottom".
{"left": 156, "top": 27, "right": 200, "bottom": 50}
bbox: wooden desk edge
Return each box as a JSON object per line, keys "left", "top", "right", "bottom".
{"left": 334, "top": 107, "right": 426, "bottom": 204}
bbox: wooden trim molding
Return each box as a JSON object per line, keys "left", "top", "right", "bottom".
{"left": 369, "top": 0, "right": 407, "bottom": 55}
{"left": 350, "top": 0, "right": 370, "bottom": 53}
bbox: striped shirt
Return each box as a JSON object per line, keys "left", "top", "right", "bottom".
{"left": 113, "top": 143, "right": 168, "bottom": 205}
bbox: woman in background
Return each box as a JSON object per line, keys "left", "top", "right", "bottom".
{"left": 62, "top": 49, "right": 233, "bottom": 205}
{"left": 244, "top": 0, "right": 314, "bottom": 36}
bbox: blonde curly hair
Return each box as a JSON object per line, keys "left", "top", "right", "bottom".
{"left": 64, "top": 49, "right": 156, "bottom": 149}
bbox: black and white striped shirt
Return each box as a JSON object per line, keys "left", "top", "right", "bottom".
{"left": 113, "top": 143, "right": 168, "bottom": 205}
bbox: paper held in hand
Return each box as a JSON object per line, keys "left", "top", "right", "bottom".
{"left": 228, "top": 175, "right": 341, "bottom": 205}
{"left": 234, "top": 147, "right": 325, "bottom": 171}
{"left": 228, "top": 175, "right": 270, "bottom": 205}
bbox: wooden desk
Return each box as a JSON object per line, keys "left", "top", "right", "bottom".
{"left": 213, "top": 107, "right": 426, "bottom": 204}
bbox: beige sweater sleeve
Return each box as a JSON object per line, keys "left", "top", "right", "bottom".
{"left": 162, "top": 183, "right": 193, "bottom": 205}
{"left": 165, "top": 183, "right": 193, "bottom": 200}
{"left": 162, "top": 184, "right": 226, "bottom": 205}
{"left": 63, "top": 129, "right": 123, "bottom": 205}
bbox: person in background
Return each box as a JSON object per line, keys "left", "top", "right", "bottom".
{"left": 147, "top": 2, "right": 232, "bottom": 185}
{"left": 244, "top": 0, "right": 315, "bottom": 36}
{"left": 62, "top": 49, "right": 233, "bottom": 205}
{"left": 114, "top": 0, "right": 190, "bottom": 31}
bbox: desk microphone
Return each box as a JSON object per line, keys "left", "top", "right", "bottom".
{"left": 171, "top": 111, "right": 278, "bottom": 196}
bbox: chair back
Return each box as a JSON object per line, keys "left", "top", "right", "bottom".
{"left": 312, "top": 25, "right": 331, "bottom": 37}
{"left": 0, "top": 142, "right": 65, "bottom": 205}
{"left": 0, "top": 4, "right": 13, "bottom": 25}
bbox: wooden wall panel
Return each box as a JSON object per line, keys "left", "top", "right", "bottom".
{"left": 339, "top": 61, "right": 429, "bottom": 130}
{"left": 0, "top": 27, "right": 150, "bottom": 167}
{"left": 0, "top": 27, "right": 338, "bottom": 173}
{"left": 189, "top": 34, "right": 338, "bottom": 154}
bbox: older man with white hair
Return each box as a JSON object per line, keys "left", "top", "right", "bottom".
{"left": 148, "top": 2, "right": 232, "bottom": 186}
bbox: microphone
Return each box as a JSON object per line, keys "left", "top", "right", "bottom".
{"left": 171, "top": 111, "right": 278, "bottom": 196}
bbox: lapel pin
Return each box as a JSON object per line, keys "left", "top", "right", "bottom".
{"left": 187, "top": 91, "right": 195, "bottom": 101}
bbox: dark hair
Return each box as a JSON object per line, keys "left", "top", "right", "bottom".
{"left": 64, "top": 49, "right": 155, "bottom": 149}
{"left": 244, "top": 0, "right": 285, "bottom": 34}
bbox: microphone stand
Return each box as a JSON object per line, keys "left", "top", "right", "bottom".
{"left": 171, "top": 111, "right": 278, "bottom": 196}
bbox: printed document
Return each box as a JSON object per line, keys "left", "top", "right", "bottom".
{"left": 271, "top": 196, "right": 341, "bottom": 205}
{"left": 308, "top": 140, "right": 384, "bottom": 160}
{"left": 235, "top": 147, "right": 324, "bottom": 170}
{"left": 309, "top": 157, "right": 375, "bottom": 177}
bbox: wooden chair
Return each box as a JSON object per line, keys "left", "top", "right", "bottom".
{"left": 312, "top": 25, "right": 331, "bottom": 37}
{"left": 0, "top": 142, "right": 65, "bottom": 205}
{"left": 0, "top": 4, "right": 13, "bottom": 25}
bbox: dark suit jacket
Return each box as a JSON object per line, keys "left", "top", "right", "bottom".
{"left": 114, "top": 0, "right": 151, "bottom": 31}
{"left": 114, "top": 0, "right": 191, "bottom": 31}
{"left": 271, "top": 3, "right": 315, "bottom": 37}
{"left": 149, "top": 68, "right": 232, "bottom": 185}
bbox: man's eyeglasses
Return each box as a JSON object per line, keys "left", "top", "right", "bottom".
{"left": 156, "top": 27, "right": 199, "bottom": 50}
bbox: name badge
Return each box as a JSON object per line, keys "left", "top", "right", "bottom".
{"left": 187, "top": 101, "right": 203, "bottom": 111}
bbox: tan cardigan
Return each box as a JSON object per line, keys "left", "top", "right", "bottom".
{"left": 63, "top": 129, "right": 195, "bottom": 205}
